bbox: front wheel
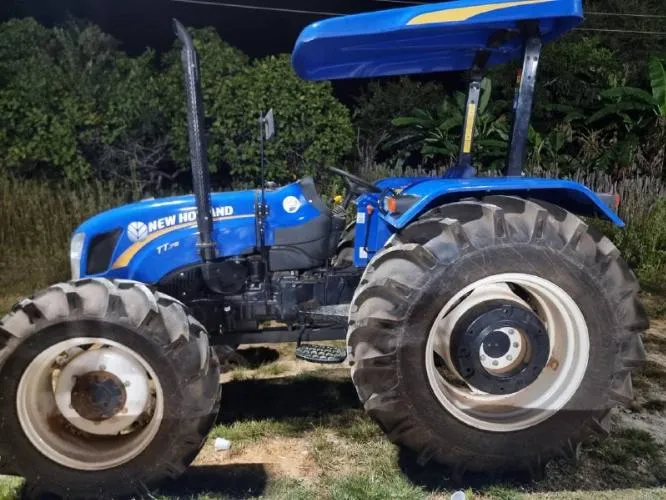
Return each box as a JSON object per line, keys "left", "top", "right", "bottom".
{"left": 347, "top": 196, "right": 648, "bottom": 474}
{"left": 0, "top": 279, "right": 220, "bottom": 499}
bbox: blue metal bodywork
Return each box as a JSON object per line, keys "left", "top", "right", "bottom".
{"left": 292, "top": 0, "right": 583, "bottom": 80}
{"left": 351, "top": 177, "right": 622, "bottom": 267}
{"left": 75, "top": 181, "right": 323, "bottom": 283}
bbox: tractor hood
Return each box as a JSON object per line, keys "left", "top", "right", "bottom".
{"left": 71, "top": 177, "right": 329, "bottom": 284}
{"left": 71, "top": 190, "right": 259, "bottom": 282}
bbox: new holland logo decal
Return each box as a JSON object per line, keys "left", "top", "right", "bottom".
{"left": 126, "top": 206, "right": 235, "bottom": 243}
{"left": 127, "top": 221, "right": 149, "bottom": 243}
{"left": 112, "top": 206, "right": 253, "bottom": 269}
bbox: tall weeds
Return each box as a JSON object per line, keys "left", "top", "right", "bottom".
{"left": 0, "top": 175, "right": 133, "bottom": 300}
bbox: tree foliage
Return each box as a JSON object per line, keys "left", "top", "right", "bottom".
{"left": 161, "top": 27, "right": 249, "bottom": 172}
{"left": 0, "top": 18, "right": 171, "bottom": 186}
{"left": 208, "top": 55, "right": 353, "bottom": 186}
{"left": 385, "top": 78, "right": 511, "bottom": 171}
{"left": 0, "top": 19, "right": 352, "bottom": 191}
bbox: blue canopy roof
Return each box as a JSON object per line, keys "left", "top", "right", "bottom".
{"left": 292, "top": 0, "right": 583, "bottom": 81}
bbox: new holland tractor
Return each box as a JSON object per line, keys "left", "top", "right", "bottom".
{"left": 0, "top": 0, "right": 648, "bottom": 498}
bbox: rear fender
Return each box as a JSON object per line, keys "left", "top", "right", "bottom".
{"left": 383, "top": 177, "right": 624, "bottom": 230}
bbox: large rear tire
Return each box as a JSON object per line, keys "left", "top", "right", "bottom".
{"left": 347, "top": 196, "right": 647, "bottom": 474}
{"left": 0, "top": 278, "right": 220, "bottom": 499}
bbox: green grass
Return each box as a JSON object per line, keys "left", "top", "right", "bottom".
{"left": 0, "top": 477, "right": 22, "bottom": 500}
{"left": 643, "top": 400, "right": 666, "bottom": 412}
{"left": 479, "top": 485, "right": 526, "bottom": 500}
{"left": 588, "top": 428, "right": 661, "bottom": 467}
{"left": 326, "top": 474, "right": 425, "bottom": 500}
{"left": 209, "top": 418, "right": 312, "bottom": 445}
{"left": 230, "top": 362, "right": 291, "bottom": 381}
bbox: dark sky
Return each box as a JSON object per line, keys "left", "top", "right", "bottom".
{"left": 4, "top": 0, "right": 443, "bottom": 57}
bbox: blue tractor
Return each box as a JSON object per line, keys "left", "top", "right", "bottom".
{"left": 0, "top": 1, "right": 648, "bottom": 497}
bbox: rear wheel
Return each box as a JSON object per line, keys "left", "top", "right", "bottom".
{"left": 0, "top": 279, "right": 220, "bottom": 499}
{"left": 347, "top": 196, "right": 647, "bottom": 474}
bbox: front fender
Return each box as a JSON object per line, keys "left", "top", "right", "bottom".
{"left": 382, "top": 177, "right": 624, "bottom": 229}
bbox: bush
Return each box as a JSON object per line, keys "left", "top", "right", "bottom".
{"left": 161, "top": 26, "right": 249, "bottom": 174}
{"left": 209, "top": 54, "right": 353, "bottom": 186}
{"left": 0, "top": 19, "right": 172, "bottom": 186}
{"left": 612, "top": 198, "right": 666, "bottom": 288}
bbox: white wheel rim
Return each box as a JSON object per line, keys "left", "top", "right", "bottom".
{"left": 425, "top": 273, "right": 590, "bottom": 432}
{"left": 17, "top": 337, "right": 164, "bottom": 471}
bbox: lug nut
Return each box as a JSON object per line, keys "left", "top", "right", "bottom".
{"left": 99, "top": 365, "right": 106, "bottom": 371}
{"left": 480, "top": 355, "right": 486, "bottom": 362}
{"left": 507, "top": 328, "right": 515, "bottom": 335}
{"left": 506, "top": 355, "right": 513, "bottom": 361}
{"left": 513, "top": 342, "right": 519, "bottom": 348}
{"left": 124, "top": 380, "right": 131, "bottom": 387}
{"left": 492, "top": 360, "right": 499, "bottom": 366}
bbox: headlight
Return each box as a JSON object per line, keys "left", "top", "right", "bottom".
{"left": 70, "top": 232, "right": 85, "bottom": 280}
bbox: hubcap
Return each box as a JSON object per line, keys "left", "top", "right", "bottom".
{"left": 17, "top": 338, "right": 164, "bottom": 471}
{"left": 425, "top": 274, "right": 590, "bottom": 432}
{"left": 449, "top": 301, "right": 550, "bottom": 395}
{"left": 70, "top": 371, "right": 127, "bottom": 421}
{"left": 479, "top": 327, "right": 526, "bottom": 374}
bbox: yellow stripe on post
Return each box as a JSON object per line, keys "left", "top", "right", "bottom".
{"left": 407, "top": 0, "right": 555, "bottom": 26}
{"left": 463, "top": 102, "right": 477, "bottom": 154}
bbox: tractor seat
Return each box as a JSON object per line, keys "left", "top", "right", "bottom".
{"left": 269, "top": 177, "right": 342, "bottom": 272}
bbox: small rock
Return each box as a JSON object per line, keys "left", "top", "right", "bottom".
{"left": 451, "top": 491, "right": 466, "bottom": 500}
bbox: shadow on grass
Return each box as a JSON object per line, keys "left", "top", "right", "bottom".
{"left": 215, "top": 346, "right": 282, "bottom": 374}
{"left": 397, "top": 426, "right": 666, "bottom": 495}
{"left": 159, "top": 464, "right": 268, "bottom": 498}
{"left": 236, "top": 346, "right": 281, "bottom": 368}
{"left": 217, "top": 372, "right": 360, "bottom": 424}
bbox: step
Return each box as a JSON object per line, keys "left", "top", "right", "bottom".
{"left": 295, "top": 343, "right": 347, "bottom": 364}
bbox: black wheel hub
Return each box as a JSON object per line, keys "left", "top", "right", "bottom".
{"left": 482, "top": 330, "right": 511, "bottom": 358}
{"left": 70, "top": 371, "right": 127, "bottom": 421}
{"left": 450, "top": 300, "right": 550, "bottom": 395}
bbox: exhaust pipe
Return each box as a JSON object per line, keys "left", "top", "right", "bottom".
{"left": 173, "top": 19, "right": 216, "bottom": 262}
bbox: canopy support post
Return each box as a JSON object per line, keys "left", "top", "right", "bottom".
{"left": 505, "top": 36, "right": 542, "bottom": 177}
{"left": 457, "top": 71, "right": 483, "bottom": 168}
{"left": 451, "top": 50, "right": 489, "bottom": 176}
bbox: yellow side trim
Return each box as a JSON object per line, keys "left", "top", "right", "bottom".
{"left": 112, "top": 222, "right": 196, "bottom": 269}
{"left": 111, "top": 213, "right": 256, "bottom": 270}
{"left": 463, "top": 102, "right": 477, "bottom": 153}
{"left": 408, "top": 0, "right": 554, "bottom": 25}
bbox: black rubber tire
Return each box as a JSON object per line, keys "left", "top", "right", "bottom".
{"left": 214, "top": 344, "right": 250, "bottom": 373}
{"left": 0, "top": 278, "right": 221, "bottom": 499}
{"left": 347, "top": 195, "right": 648, "bottom": 475}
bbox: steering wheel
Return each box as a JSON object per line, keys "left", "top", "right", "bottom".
{"left": 325, "top": 166, "right": 382, "bottom": 208}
